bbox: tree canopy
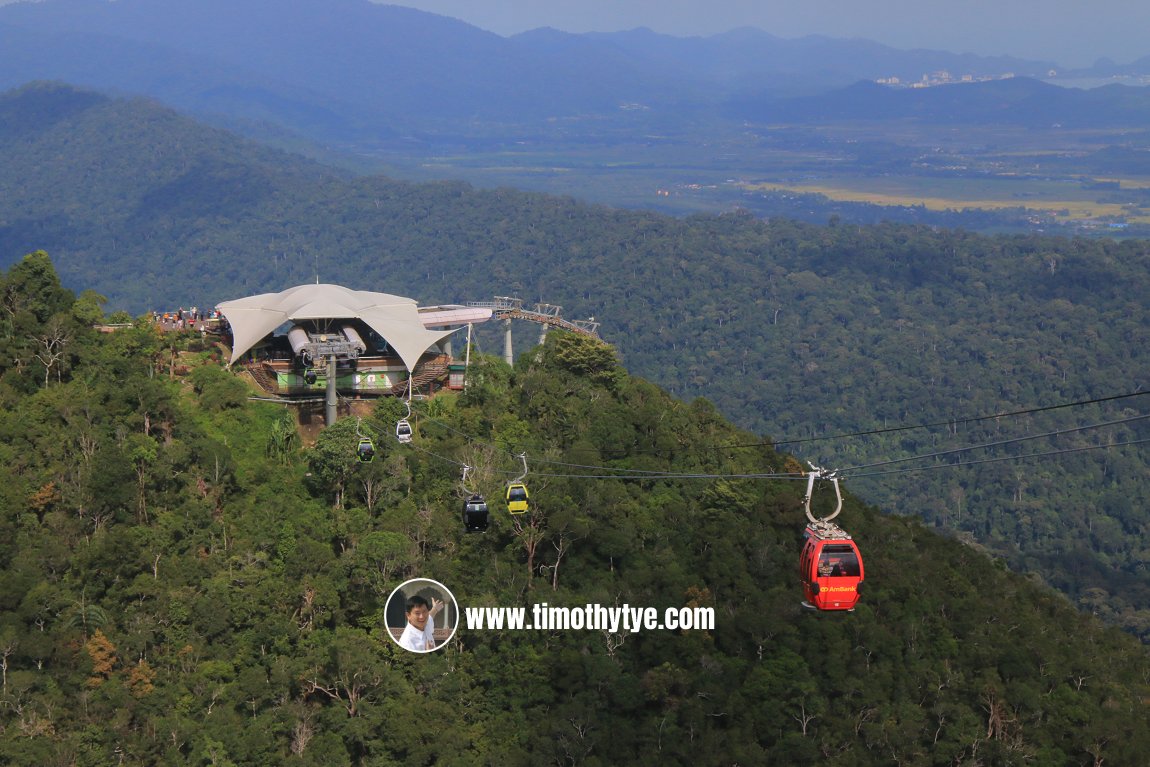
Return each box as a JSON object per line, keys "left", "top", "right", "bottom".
{"left": 1, "top": 254, "right": 1149, "bottom": 765}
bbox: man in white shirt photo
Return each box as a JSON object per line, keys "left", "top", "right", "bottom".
{"left": 398, "top": 594, "right": 444, "bottom": 652}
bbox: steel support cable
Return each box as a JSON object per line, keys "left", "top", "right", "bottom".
{"left": 717, "top": 389, "right": 1150, "bottom": 450}
{"left": 416, "top": 389, "right": 1150, "bottom": 480}
{"left": 847, "top": 437, "right": 1150, "bottom": 478}
{"left": 414, "top": 408, "right": 1150, "bottom": 482}
{"left": 408, "top": 441, "right": 468, "bottom": 469}
{"left": 385, "top": 413, "right": 793, "bottom": 480}
{"left": 528, "top": 470, "right": 807, "bottom": 480}
{"left": 353, "top": 412, "right": 1148, "bottom": 484}
{"left": 416, "top": 410, "right": 698, "bottom": 475}
{"left": 355, "top": 386, "right": 1150, "bottom": 483}
{"left": 380, "top": 407, "right": 1150, "bottom": 483}
{"left": 379, "top": 413, "right": 802, "bottom": 481}
{"left": 837, "top": 412, "right": 1150, "bottom": 476}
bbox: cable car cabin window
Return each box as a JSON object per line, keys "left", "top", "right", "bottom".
{"left": 818, "top": 545, "right": 860, "bottom": 578}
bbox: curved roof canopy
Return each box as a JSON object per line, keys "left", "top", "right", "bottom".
{"left": 216, "top": 284, "right": 456, "bottom": 373}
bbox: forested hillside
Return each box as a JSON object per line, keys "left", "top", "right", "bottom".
{"left": 3, "top": 83, "right": 1150, "bottom": 641}
{"left": 2, "top": 252, "right": 1150, "bottom": 765}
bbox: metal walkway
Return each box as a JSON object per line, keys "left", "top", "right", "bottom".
{"left": 467, "top": 297, "right": 600, "bottom": 337}
{"left": 467, "top": 297, "right": 601, "bottom": 365}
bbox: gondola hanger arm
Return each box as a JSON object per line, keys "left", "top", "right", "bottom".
{"left": 803, "top": 462, "right": 843, "bottom": 524}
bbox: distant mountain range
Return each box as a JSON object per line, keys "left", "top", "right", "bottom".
{"left": 6, "top": 0, "right": 1150, "bottom": 231}
{"left": 0, "top": 0, "right": 1112, "bottom": 147}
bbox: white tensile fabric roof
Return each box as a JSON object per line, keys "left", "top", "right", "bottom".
{"left": 216, "top": 284, "right": 456, "bottom": 372}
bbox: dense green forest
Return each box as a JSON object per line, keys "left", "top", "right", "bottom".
{"left": 3, "top": 83, "right": 1150, "bottom": 641}
{"left": 3, "top": 251, "right": 1150, "bottom": 765}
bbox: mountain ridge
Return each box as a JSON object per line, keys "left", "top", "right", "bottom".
{"left": 0, "top": 0, "right": 1076, "bottom": 141}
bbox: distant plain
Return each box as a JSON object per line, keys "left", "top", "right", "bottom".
{"left": 369, "top": 118, "right": 1150, "bottom": 228}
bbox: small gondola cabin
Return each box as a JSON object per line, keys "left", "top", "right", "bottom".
{"left": 356, "top": 438, "right": 375, "bottom": 463}
{"left": 396, "top": 419, "right": 413, "bottom": 444}
{"left": 799, "top": 521, "right": 864, "bottom": 611}
{"left": 506, "top": 483, "right": 529, "bottom": 514}
{"left": 463, "top": 494, "right": 489, "bottom": 533}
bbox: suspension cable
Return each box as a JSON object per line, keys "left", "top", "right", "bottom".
{"left": 848, "top": 437, "right": 1150, "bottom": 478}
{"left": 721, "top": 389, "right": 1150, "bottom": 450}
{"left": 838, "top": 412, "right": 1150, "bottom": 475}
{"left": 352, "top": 393, "right": 1150, "bottom": 484}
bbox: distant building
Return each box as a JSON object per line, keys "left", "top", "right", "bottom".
{"left": 215, "top": 283, "right": 490, "bottom": 398}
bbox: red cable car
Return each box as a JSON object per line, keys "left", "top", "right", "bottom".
{"left": 798, "top": 468, "right": 864, "bottom": 611}
{"left": 800, "top": 521, "right": 864, "bottom": 611}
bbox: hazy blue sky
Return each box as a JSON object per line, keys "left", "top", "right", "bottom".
{"left": 378, "top": 0, "right": 1147, "bottom": 68}
{"left": 0, "top": 0, "right": 1140, "bottom": 68}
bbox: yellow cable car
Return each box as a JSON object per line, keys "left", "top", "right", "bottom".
{"left": 506, "top": 482, "right": 529, "bottom": 514}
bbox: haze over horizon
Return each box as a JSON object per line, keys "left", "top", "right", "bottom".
{"left": 373, "top": 0, "right": 1145, "bottom": 70}
{"left": 0, "top": 0, "right": 1143, "bottom": 69}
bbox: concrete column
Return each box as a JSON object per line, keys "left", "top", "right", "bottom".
{"left": 503, "top": 317, "right": 513, "bottom": 366}
{"left": 325, "top": 355, "right": 338, "bottom": 426}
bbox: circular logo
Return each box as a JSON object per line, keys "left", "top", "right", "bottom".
{"left": 384, "top": 578, "right": 459, "bottom": 653}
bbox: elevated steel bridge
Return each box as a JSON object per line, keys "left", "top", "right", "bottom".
{"left": 466, "top": 297, "right": 601, "bottom": 365}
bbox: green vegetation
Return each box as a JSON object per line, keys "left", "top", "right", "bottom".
{"left": 2, "top": 252, "right": 1150, "bottom": 765}
{"left": 741, "top": 175, "right": 1150, "bottom": 223}
{"left": 4, "top": 83, "right": 1150, "bottom": 643}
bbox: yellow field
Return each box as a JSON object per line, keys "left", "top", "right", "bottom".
{"left": 740, "top": 176, "right": 1150, "bottom": 223}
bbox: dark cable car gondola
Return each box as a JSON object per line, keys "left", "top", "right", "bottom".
{"left": 463, "top": 494, "right": 489, "bottom": 533}
{"left": 798, "top": 467, "right": 863, "bottom": 611}
{"left": 460, "top": 466, "right": 488, "bottom": 532}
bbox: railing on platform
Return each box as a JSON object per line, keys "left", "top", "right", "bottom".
{"left": 466, "top": 297, "right": 600, "bottom": 338}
